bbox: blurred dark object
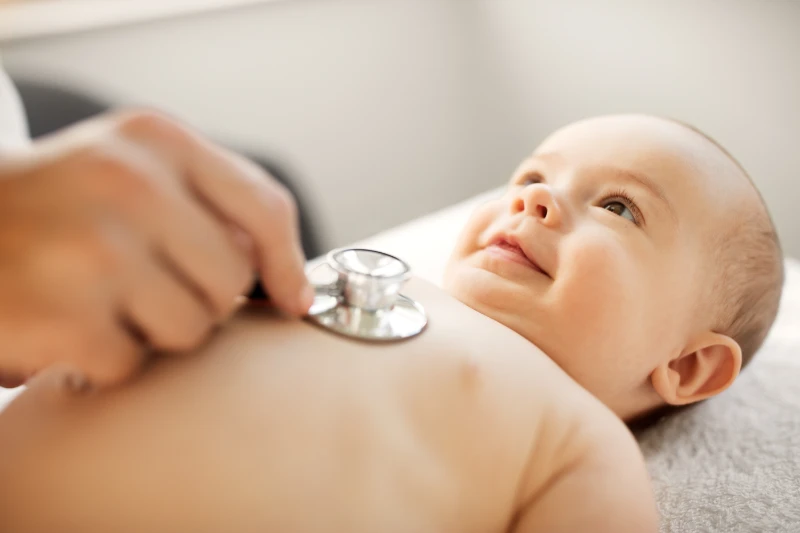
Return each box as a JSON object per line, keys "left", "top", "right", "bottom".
{"left": 11, "top": 77, "right": 322, "bottom": 261}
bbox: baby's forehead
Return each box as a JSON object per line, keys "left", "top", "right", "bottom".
{"left": 531, "top": 115, "right": 751, "bottom": 205}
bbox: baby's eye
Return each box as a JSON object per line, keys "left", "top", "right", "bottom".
{"left": 603, "top": 200, "right": 635, "bottom": 222}
{"left": 516, "top": 171, "right": 543, "bottom": 188}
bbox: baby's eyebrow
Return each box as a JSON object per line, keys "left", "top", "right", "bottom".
{"left": 600, "top": 165, "right": 677, "bottom": 221}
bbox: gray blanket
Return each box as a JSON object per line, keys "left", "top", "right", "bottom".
{"left": 639, "top": 262, "right": 800, "bottom": 533}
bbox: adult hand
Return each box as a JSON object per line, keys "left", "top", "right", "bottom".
{"left": 0, "top": 109, "right": 313, "bottom": 389}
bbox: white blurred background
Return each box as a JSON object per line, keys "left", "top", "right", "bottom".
{"left": 2, "top": 0, "right": 798, "bottom": 257}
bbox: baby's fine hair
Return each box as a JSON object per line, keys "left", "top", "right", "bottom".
{"left": 674, "top": 120, "right": 784, "bottom": 368}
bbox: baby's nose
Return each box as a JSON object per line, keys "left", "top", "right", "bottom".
{"left": 511, "top": 184, "right": 562, "bottom": 227}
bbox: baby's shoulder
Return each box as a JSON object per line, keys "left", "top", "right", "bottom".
{"left": 513, "top": 404, "right": 658, "bottom": 532}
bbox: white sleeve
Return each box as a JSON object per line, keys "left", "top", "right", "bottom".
{"left": 0, "top": 60, "right": 30, "bottom": 151}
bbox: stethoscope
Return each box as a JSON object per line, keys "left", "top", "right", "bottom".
{"left": 249, "top": 248, "right": 427, "bottom": 341}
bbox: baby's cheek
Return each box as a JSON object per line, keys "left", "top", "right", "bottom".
{"left": 559, "top": 240, "right": 649, "bottom": 344}
{"left": 574, "top": 239, "right": 638, "bottom": 294}
{"left": 453, "top": 203, "right": 503, "bottom": 256}
{"left": 445, "top": 204, "right": 499, "bottom": 286}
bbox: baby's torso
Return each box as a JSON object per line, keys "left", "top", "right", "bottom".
{"left": 0, "top": 278, "right": 620, "bottom": 533}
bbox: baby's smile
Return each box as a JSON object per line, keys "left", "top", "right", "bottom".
{"left": 484, "top": 236, "right": 550, "bottom": 278}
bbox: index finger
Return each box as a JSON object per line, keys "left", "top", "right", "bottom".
{"left": 189, "top": 150, "right": 313, "bottom": 317}
{"left": 119, "top": 111, "right": 313, "bottom": 316}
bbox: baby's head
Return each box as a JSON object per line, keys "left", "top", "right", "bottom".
{"left": 444, "top": 114, "right": 784, "bottom": 421}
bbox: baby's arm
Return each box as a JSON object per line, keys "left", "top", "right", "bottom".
{"left": 512, "top": 425, "right": 659, "bottom": 533}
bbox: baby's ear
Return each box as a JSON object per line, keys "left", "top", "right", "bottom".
{"left": 651, "top": 332, "right": 742, "bottom": 406}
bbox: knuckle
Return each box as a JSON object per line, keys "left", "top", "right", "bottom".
{"left": 261, "top": 182, "right": 298, "bottom": 224}
{"left": 75, "top": 145, "right": 162, "bottom": 210}
{"left": 230, "top": 154, "right": 299, "bottom": 228}
{"left": 113, "top": 108, "right": 191, "bottom": 150}
{"left": 114, "top": 108, "right": 176, "bottom": 137}
{"left": 72, "top": 144, "right": 130, "bottom": 183}
{"left": 40, "top": 228, "right": 121, "bottom": 279}
{"left": 110, "top": 169, "right": 162, "bottom": 212}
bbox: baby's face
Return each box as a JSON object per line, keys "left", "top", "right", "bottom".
{"left": 444, "top": 115, "right": 748, "bottom": 418}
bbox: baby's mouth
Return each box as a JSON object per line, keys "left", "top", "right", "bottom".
{"left": 486, "top": 238, "right": 549, "bottom": 277}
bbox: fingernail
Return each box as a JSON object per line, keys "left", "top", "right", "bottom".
{"left": 298, "top": 285, "right": 315, "bottom": 315}
{"left": 64, "top": 372, "right": 92, "bottom": 394}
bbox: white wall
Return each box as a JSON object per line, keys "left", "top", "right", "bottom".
{"left": 3, "top": 0, "right": 799, "bottom": 257}
{"left": 2, "top": 0, "right": 486, "bottom": 249}
{"left": 469, "top": 0, "right": 800, "bottom": 257}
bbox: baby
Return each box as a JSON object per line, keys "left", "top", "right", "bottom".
{"left": 0, "top": 115, "right": 783, "bottom": 533}
{"left": 445, "top": 114, "right": 784, "bottom": 422}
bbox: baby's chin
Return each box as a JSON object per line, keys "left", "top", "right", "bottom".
{"left": 441, "top": 253, "right": 466, "bottom": 295}
{"left": 442, "top": 262, "right": 530, "bottom": 336}
{"left": 442, "top": 267, "right": 484, "bottom": 314}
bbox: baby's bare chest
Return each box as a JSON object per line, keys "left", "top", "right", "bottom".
{"left": 0, "top": 283, "right": 590, "bottom": 533}
{"left": 184, "top": 305, "right": 584, "bottom": 532}
{"left": 186, "top": 316, "right": 540, "bottom": 532}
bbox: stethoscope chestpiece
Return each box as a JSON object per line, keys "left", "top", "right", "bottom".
{"left": 306, "top": 248, "right": 427, "bottom": 341}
